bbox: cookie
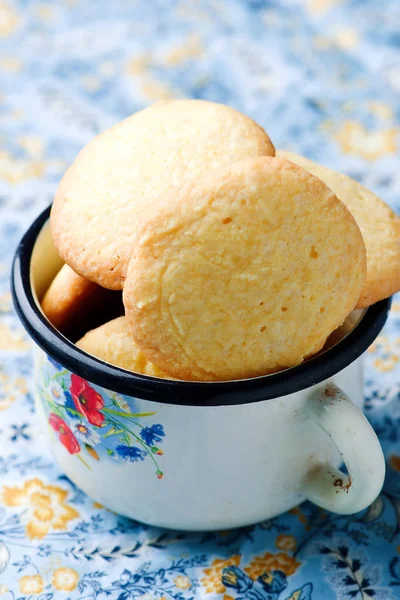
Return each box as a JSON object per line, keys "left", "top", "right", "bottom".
{"left": 41, "top": 264, "right": 123, "bottom": 339}
{"left": 277, "top": 150, "right": 400, "bottom": 308}
{"left": 76, "top": 316, "right": 173, "bottom": 378}
{"left": 51, "top": 100, "right": 275, "bottom": 290}
{"left": 123, "top": 156, "right": 366, "bottom": 381}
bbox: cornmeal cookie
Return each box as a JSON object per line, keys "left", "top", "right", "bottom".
{"left": 277, "top": 150, "right": 400, "bottom": 308}
{"left": 41, "top": 264, "right": 123, "bottom": 339}
{"left": 123, "top": 157, "right": 366, "bottom": 381}
{"left": 51, "top": 100, "right": 275, "bottom": 290}
{"left": 76, "top": 316, "right": 172, "bottom": 378}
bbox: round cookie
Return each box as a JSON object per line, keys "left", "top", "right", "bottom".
{"left": 123, "top": 156, "right": 366, "bottom": 381}
{"left": 277, "top": 150, "right": 400, "bottom": 308}
{"left": 76, "top": 316, "right": 173, "bottom": 379}
{"left": 51, "top": 100, "right": 275, "bottom": 290}
{"left": 41, "top": 264, "right": 122, "bottom": 339}
{"left": 41, "top": 265, "right": 98, "bottom": 331}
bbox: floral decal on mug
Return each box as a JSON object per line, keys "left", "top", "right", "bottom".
{"left": 38, "top": 355, "right": 165, "bottom": 478}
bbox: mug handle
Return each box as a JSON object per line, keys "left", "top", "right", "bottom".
{"left": 303, "top": 383, "right": 385, "bottom": 514}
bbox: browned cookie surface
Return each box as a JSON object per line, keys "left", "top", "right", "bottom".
{"left": 51, "top": 100, "right": 275, "bottom": 289}
{"left": 124, "top": 157, "right": 366, "bottom": 381}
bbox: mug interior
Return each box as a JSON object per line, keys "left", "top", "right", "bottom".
{"left": 12, "top": 206, "right": 391, "bottom": 406}
{"left": 31, "top": 220, "right": 64, "bottom": 305}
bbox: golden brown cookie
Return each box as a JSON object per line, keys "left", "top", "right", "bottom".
{"left": 76, "top": 316, "right": 173, "bottom": 378}
{"left": 41, "top": 264, "right": 123, "bottom": 339}
{"left": 51, "top": 100, "right": 275, "bottom": 290}
{"left": 123, "top": 156, "right": 366, "bottom": 381}
{"left": 277, "top": 150, "right": 400, "bottom": 308}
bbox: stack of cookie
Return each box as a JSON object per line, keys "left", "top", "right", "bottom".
{"left": 42, "top": 100, "right": 400, "bottom": 381}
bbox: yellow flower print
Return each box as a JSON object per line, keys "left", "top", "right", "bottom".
{"left": 333, "top": 27, "right": 359, "bottom": 50}
{"left": 52, "top": 567, "right": 80, "bottom": 591}
{"left": 126, "top": 54, "right": 151, "bottom": 76}
{"left": 0, "top": 585, "right": 8, "bottom": 595}
{"left": 202, "top": 556, "right": 241, "bottom": 593}
{"left": 2, "top": 478, "right": 79, "bottom": 539}
{"left": 374, "top": 354, "right": 399, "bottom": 372}
{"left": 276, "top": 534, "right": 297, "bottom": 552}
{"left": 0, "top": 291, "right": 12, "bottom": 312}
{"left": 0, "top": 394, "right": 14, "bottom": 411}
{"left": 164, "top": 34, "right": 203, "bottom": 66}
{"left": 175, "top": 575, "right": 191, "bottom": 589}
{"left": 19, "top": 574, "right": 44, "bottom": 594}
{"left": 18, "top": 135, "right": 44, "bottom": 158}
{"left": 245, "top": 552, "right": 300, "bottom": 579}
{"left": 314, "top": 28, "right": 360, "bottom": 51}
{"left": 0, "top": 150, "right": 45, "bottom": 184}
{"left": 34, "top": 4, "right": 54, "bottom": 21}
{"left": 368, "top": 341, "right": 379, "bottom": 354}
{"left": 307, "top": 0, "right": 343, "bottom": 16}
{"left": 289, "top": 507, "right": 312, "bottom": 531}
{"left": 0, "top": 57, "right": 22, "bottom": 72}
{"left": 10, "top": 374, "right": 27, "bottom": 394}
{"left": 125, "top": 54, "right": 178, "bottom": 101}
{"left": 0, "top": 323, "right": 29, "bottom": 351}
{"left": 368, "top": 102, "right": 393, "bottom": 121}
{"left": 140, "top": 78, "right": 178, "bottom": 102}
{"left": 0, "top": 1, "right": 21, "bottom": 37}
{"left": 0, "top": 372, "right": 27, "bottom": 411}
{"left": 368, "top": 335, "right": 392, "bottom": 354}
{"left": 335, "top": 121, "right": 398, "bottom": 161}
{"left": 0, "top": 372, "right": 16, "bottom": 412}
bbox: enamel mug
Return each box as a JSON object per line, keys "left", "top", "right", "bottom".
{"left": 12, "top": 207, "right": 389, "bottom": 530}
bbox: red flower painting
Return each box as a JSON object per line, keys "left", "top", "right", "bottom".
{"left": 43, "top": 365, "right": 165, "bottom": 476}
{"left": 70, "top": 375, "right": 105, "bottom": 427}
{"left": 49, "top": 414, "right": 80, "bottom": 454}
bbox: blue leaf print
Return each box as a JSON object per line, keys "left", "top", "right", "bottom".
{"left": 389, "top": 557, "right": 400, "bottom": 584}
{"left": 154, "top": 569, "right": 166, "bottom": 585}
{"left": 37, "top": 544, "right": 52, "bottom": 557}
{"left": 352, "top": 559, "right": 362, "bottom": 572}
{"left": 286, "top": 583, "right": 313, "bottom": 600}
{"left": 117, "top": 593, "right": 132, "bottom": 600}
{"left": 120, "top": 568, "right": 134, "bottom": 584}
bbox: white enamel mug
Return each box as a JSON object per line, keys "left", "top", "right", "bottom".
{"left": 12, "top": 208, "right": 389, "bottom": 530}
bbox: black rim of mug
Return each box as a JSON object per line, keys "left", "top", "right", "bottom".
{"left": 11, "top": 206, "right": 391, "bottom": 406}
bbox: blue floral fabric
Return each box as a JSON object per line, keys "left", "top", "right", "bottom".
{"left": 0, "top": 0, "right": 399, "bottom": 597}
